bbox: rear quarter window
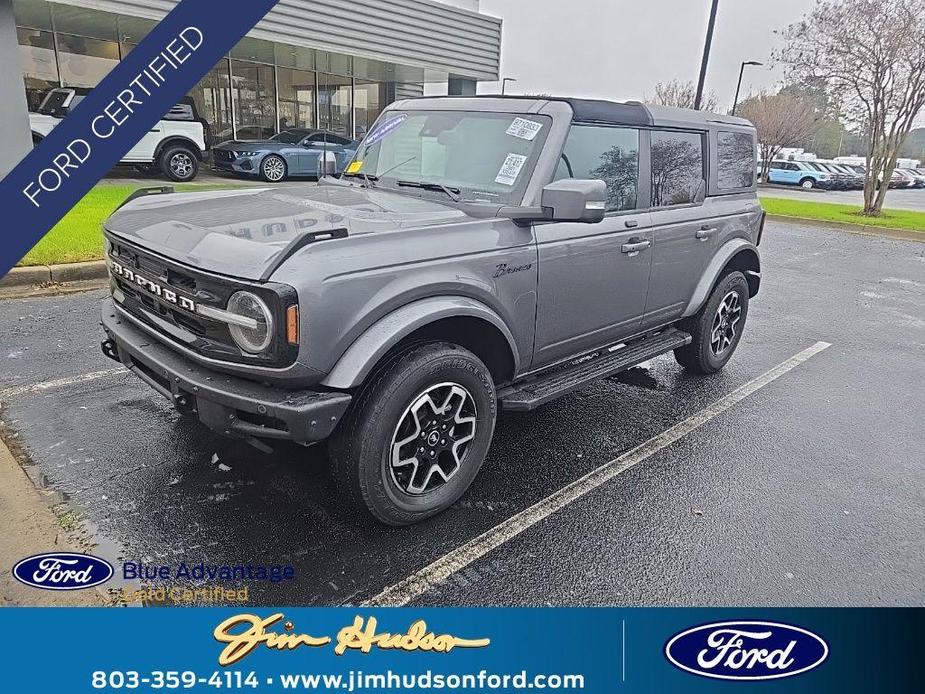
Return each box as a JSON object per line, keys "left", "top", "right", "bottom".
{"left": 717, "top": 131, "right": 756, "bottom": 189}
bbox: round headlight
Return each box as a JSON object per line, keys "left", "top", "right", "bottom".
{"left": 227, "top": 291, "right": 273, "bottom": 354}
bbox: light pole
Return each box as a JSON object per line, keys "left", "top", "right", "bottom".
{"left": 694, "top": 0, "right": 720, "bottom": 110}
{"left": 732, "top": 60, "right": 763, "bottom": 115}
{"left": 501, "top": 77, "right": 517, "bottom": 95}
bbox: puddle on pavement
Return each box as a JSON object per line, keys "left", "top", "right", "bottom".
{"left": 607, "top": 365, "right": 660, "bottom": 390}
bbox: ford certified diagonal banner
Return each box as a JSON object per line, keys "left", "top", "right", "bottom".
{"left": 0, "top": 0, "right": 279, "bottom": 276}
{"left": 1, "top": 0, "right": 924, "bottom": 693}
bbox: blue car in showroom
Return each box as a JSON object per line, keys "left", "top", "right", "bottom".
{"left": 211, "top": 128, "right": 359, "bottom": 181}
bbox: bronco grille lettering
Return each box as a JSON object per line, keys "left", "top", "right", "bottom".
{"left": 109, "top": 259, "right": 196, "bottom": 311}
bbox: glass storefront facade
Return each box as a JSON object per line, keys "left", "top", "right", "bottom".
{"left": 13, "top": 0, "right": 404, "bottom": 143}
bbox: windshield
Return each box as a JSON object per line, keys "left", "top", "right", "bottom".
{"left": 347, "top": 110, "right": 552, "bottom": 204}
{"left": 271, "top": 129, "right": 312, "bottom": 144}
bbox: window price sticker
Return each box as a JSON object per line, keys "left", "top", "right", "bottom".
{"left": 506, "top": 117, "right": 544, "bottom": 141}
{"left": 495, "top": 153, "right": 528, "bottom": 186}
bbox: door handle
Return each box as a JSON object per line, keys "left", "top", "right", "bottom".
{"left": 624, "top": 219, "right": 638, "bottom": 228}
{"left": 696, "top": 226, "right": 717, "bottom": 240}
{"left": 621, "top": 239, "right": 651, "bottom": 254}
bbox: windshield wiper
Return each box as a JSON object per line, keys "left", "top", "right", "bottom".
{"left": 342, "top": 172, "right": 379, "bottom": 188}
{"left": 397, "top": 180, "right": 461, "bottom": 202}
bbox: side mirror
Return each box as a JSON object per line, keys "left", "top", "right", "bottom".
{"left": 541, "top": 179, "right": 607, "bottom": 223}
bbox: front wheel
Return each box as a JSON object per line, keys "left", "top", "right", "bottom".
{"left": 329, "top": 342, "right": 497, "bottom": 526}
{"left": 674, "top": 271, "right": 750, "bottom": 374}
{"left": 800, "top": 178, "right": 815, "bottom": 189}
{"left": 160, "top": 145, "right": 199, "bottom": 182}
{"left": 260, "top": 154, "right": 287, "bottom": 182}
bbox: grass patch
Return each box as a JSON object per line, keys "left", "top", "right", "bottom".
{"left": 761, "top": 197, "right": 925, "bottom": 233}
{"left": 18, "top": 182, "right": 244, "bottom": 266}
{"left": 54, "top": 508, "right": 80, "bottom": 532}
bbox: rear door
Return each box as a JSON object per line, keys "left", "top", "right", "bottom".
{"left": 640, "top": 129, "right": 714, "bottom": 329}
{"left": 533, "top": 124, "right": 653, "bottom": 368}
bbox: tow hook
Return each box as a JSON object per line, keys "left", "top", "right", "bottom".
{"left": 100, "top": 338, "right": 120, "bottom": 362}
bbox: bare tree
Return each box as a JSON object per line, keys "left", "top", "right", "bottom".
{"left": 737, "top": 91, "right": 823, "bottom": 182}
{"left": 650, "top": 80, "right": 720, "bottom": 112}
{"left": 779, "top": 0, "right": 925, "bottom": 215}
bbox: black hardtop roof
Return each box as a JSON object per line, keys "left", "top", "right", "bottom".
{"left": 410, "top": 94, "right": 754, "bottom": 130}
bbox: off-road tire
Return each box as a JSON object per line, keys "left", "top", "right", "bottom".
{"left": 674, "top": 271, "right": 750, "bottom": 374}
{"left": 260, "top": 154, "right": 287, "bottom": 182}
{"left": 160, "top": 145, "right": 199, "bottom": 182}
{"left": 328, "top": 341, "right": 497, "bottom": 526}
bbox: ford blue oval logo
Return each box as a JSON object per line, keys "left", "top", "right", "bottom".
{"left": 12, "top": 552, "right": 114, "bottom": 591}
{"left": 665, "top": 621, "right": 828, "bottom": 681}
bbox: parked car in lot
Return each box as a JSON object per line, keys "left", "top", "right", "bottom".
{"left": 766, "top": 160, "right": 837, "bottom": 189}
{"left": 825, "top": 163, "right": 865, "bottom": 190}
{"left": 896, "top": 168, "right": 925, "bottom": 188}
{"left": 100, "top": 96, "right": 763, "bottom": 525}
{"left": 30, "top": 87, "right": 209, "bottom": 182}
{"left": 212, "top": 129, "right": 359, "bottom": 181}
{"left": 814, "top": 162, "right": 862, "bottom": 190}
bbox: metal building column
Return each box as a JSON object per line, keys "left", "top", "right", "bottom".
{"left": 0, "top": 0, "right": 31, "bottom": 178}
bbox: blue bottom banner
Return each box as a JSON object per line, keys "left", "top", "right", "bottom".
{"left": 0, "top": 607, "right": 921, "bottom": 692}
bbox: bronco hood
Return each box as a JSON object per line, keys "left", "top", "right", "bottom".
{"left": 104, "top": 184, "right": 468, "bottom": 280}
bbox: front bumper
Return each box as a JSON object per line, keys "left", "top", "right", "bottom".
{"left": 211, "top": 152, "right": 259, "bottom": 175}
{"left": 101, "top": 298, "right": 350, "bottom": 444}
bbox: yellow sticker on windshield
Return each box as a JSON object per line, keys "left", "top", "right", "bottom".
{"left": 346, "top": 160, "right": 363, "bottom": 174}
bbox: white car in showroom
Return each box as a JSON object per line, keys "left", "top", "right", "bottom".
{"left": 29, "top": 87, "right": 209, "bottom": 182}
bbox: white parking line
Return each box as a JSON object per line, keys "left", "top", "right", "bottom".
{"left": 0, "top": 368, "right": 126, "bottom": 401}
{"left": 364, "top": 341, "right": 832, "bottom": 607}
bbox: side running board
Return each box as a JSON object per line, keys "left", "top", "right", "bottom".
{"left": 498, "top": 329, "right": 691, "bottom": 411}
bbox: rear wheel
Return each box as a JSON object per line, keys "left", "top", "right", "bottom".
{"left": 160, "top": 145, "right": 199, "bottom": 182}
{"left": 329, "top": 342, "right": 496, "bottom": 526}
{"left": 260, "top": 154, "right": 287, "bottom": 182}
{"left": 674, "top": 271, "right": 749, "bottom": 374}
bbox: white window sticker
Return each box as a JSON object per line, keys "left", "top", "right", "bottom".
{"left": 495, "top": 153, "right": 528, "bottom": 186}
{"left": 506, "top": 117, "right": 544, "bottom": 141}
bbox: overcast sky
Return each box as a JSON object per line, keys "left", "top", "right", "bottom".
{"left": 430, "top": 0, "right": 816, "bottom": 110}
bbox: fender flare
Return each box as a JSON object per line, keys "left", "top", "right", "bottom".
{"left": 682, "top": 239, "right": 760, "bottom": 318}
{"left": 154, "top": 136, "right": 204, "bottom": 162}
{"left": 321, "top": 296, "right": 520, "bottom": 390}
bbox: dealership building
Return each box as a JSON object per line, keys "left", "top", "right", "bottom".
{"left": 7, "top": 0, "right": 501, "bottom": 143}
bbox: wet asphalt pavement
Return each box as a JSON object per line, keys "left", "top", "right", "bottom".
{"left": 1, "top": 220, "right": 923, "bottom": 607}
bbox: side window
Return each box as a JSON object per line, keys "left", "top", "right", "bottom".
{"left": 717, "top": 131, "right": 755, "bottom": 189}
{"left": 553, "top": 125, "right": 639, "bottom": 212}
{"left": 650, "top": 130, "right": 704, "bottom": 207}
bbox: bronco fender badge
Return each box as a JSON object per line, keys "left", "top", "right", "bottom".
{"left": 664, "top": 621, "right": 828, "bottom": 681}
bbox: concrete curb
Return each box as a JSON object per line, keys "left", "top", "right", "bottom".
{"left": 0, "top": 260, "right": 108, "bottom": 289}
{"left": 766, "top": 214, "right": 924, "bottom": 242}
{"left": 0, "top": 260, "right": 108, "bottom": 299}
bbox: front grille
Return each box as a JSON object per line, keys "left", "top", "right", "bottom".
{"left": 105, "top": 231, "right": 298, "bottom": 369}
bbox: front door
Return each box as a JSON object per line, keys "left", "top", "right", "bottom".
{"left": 641, "top": 129, "right": 715, "bottom": 329}
{"left": 532, "top": 123, "right": 652, "bottom": 369}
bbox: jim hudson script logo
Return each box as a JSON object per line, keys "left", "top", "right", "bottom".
{"left": 12, "top": 552, "right": 114, "bottom": 591}
{"left": 664, "top": 621, "right": 829, "bottom": 681}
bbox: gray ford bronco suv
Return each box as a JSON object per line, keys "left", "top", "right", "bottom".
{"left": 100, "top": 96, "right": 763, "bottom": 525}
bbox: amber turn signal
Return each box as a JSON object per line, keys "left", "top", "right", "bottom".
{"left": 286, "top": 305, "right": 299, "bottom": 346}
